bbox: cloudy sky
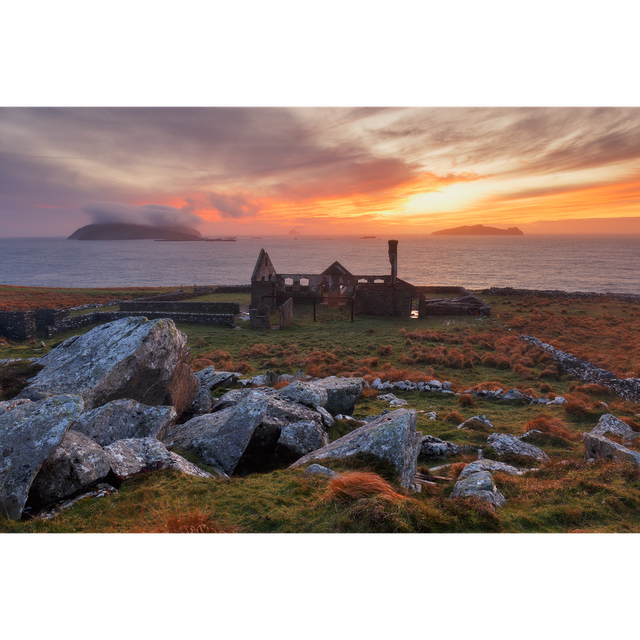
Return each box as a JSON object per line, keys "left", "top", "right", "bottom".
{"left": 2, "top": 106, "right": 640, "bottom": 237}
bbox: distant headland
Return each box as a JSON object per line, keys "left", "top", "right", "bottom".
{"left": 432, "top": 224, "right": 524, "bottom": 236}
{"left": 69, "top": 223, "right": 204, "bottom": 241}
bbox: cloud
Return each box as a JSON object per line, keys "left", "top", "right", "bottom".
{"left": 82, "top": 202, "right": 204, "bottom": 227}
{"left": 207, "top": 192, "right": 261, "bottom": 219}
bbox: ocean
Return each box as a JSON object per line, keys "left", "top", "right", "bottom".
{"left": 0, "top": 235, "right": 638, "bottom": 294}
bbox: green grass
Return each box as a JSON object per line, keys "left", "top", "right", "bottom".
{"left": 1, "top": 286, "right": 640, "bottom": 533}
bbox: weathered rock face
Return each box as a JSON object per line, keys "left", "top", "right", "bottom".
{"left": 196, "top": 367, "right": 241, "bottom": 391}
{"left": 266, "top": 396, "right": 323, "bottom": 428}
{"left": 303, "top": 464, "right": 338, "bottom": 478}
{"left": 0, "top": 398, "right": 32, "bottom": 413}
{"left": 583, "top": 432, "right": 640, "bottom": 466}
{"left": 0, "top": 395, "right": 84, "bottom": 520}
{"left": 72, "top": 399, "right": 177, "bottom": 446}
{"left": 290, "top": 408, "right": 422, "bottom": 490}
{"left": 591, "top": 414, "right": 635, "bottom": 439}
{"left": 17, "top": 317, "right": 200, "bottom": 416}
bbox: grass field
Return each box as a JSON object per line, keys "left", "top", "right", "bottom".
{"left": 1, "top": 286, "right": 639, "bottom": 533}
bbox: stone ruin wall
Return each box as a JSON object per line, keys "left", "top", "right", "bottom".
{"left": 0, "top": 311, "right": 36, "bottom": 341}
{"left": 120, "top": 301, "right": 240, "bottom": 314}
{"left": 484, "top": 286, "right": 640, "bottom": 305}
{"left": 279, "top": 297, "right": 294, "bottom": 329}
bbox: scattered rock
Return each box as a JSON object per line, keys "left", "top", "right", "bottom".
{"left": 277, "top": 380, "right": 328, "bottom": 409}
{"left": 196, "top": 367, "right": 241, "bottom": 391}
{"left": 311, "top": 376, "right": 365, "bottom": 416}
{"left": 502, "top": 389, "right": 524, "bottom": 402}
{"left": 276, "top": 421, "right": 329, "bottom": 462}
{"left": 378, "top": 393, "right": 408, "bottom": 406}
{"left": 314, "top": 405, "right": 335, "bottom": 429}
{"left": 304, "top": 464, "right": 338, "bottom": 478}
{"left": 458, "top": 459, "right": 538, "bottom": 478}
{"left": 38, "top": 483, "right": 118, "bottom": 520}
{"left": 591, "top": 414, "right": 636, "bottom": 439}
{"left": 583, "top": 432, "right": 640, "bottom": 466}
{"left": 419, "top": 435, "right": 465, "bottom": 459}
{"left": 457, "top": 415, "right": 494, "bottom": 430}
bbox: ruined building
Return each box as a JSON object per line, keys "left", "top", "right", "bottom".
{"left": 249, "top": 240, "right": 490, "bottom": 327}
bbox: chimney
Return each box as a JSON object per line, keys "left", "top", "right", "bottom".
{"left": 388, "top": 239, "right": 398, "bottom": 285}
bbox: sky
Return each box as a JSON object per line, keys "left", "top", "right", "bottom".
{"left": 2, "top": 106, "right": 640, "bottom": 238}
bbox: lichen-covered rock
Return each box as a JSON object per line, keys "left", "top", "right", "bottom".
{"left": 311, "top": 376, "right": 365, "bottom": 416}
{"left": 290, "top": 408, "right": 422, "bottom": 490}
{"left": 502, "top": 389, "right": 524, "bottom": 402}
{"left": 487, "top": 433, "right": 550, "bottom": 463}
{"left": 211, "top": 388, "right": 257, "bottom": 412}
{"left": 450, "top": 470, "right": 506, "bottom": 508}
{"left": 591, "top": 414, "right": 635, "bottom": 439}
{"left": 419, "top": 435, "right": 464, "bottom": 459}
{"left": 315, "top": 405, "right": 335, "bottom": 429}
{"left": 0, "top": 398, "right": 32, "bottom": 413}
{"left": 196, "top": 367, "right": 241, "bottom": 391}
{"left": 104, "top": 437, "right": 214, "bottom": 480}
{"left": 28, "top": 430, "right": 111, "bottom": 506}
{"left": 17, "top": 317, "right": 200, "bottom": 416}
{"left": 276, "top": 420, "right": 329, "bottom": 462}
{"left": 266, "top": 396, "right": 323, "bottom": 428}
{"left": 72, "top": 399, "right": 177, "bottom": 446}
{"left": 583, "top": 432, "right": 640, "bottom": 466}
{"left": 163, "top": 391, "right": 269, "bottom": 475}
{"left": 457, "top": 415, "right": 494, "bottom": 430}
{"left": 304, "top": 464, "right": 338, "bottom": 478}
{"left": 0, "top": 394, "right": 84, "bottom": 520}
{"left": 277, "top": 380, "right": 328, "bottom": 409}
{"left": 459, "top": 459, "right": 538, "bottom": 478}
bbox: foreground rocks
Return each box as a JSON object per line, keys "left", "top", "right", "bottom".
{"left": 487, "top": 433, "right": 550, "bottom": 463}
{"left": 17, "top": 317, "right": 200, "bottom": 417}
{"left": 450, "top": 470, "right": 506, "bottom": 508}
{"left": 583, "top": 413, "right": 640, "bottom": 466}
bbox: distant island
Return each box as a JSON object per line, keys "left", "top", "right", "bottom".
{"left": 288, "top": 228, "right": 301, "bottom": 236}
{"left": 69, "top": 223, "right": 204, "bottom": 241}
{"left": 432, "top": 224, "right": 524, "bottom": 236}
{"left": 360, "top": 236, "right": 377, "bottom": 239}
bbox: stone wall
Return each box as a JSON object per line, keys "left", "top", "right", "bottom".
{"left": 34, "top": 309, "right": 70, "bottom": 330}
{"left": 45, "top": 311, "right": 234, "bottom": 337}
{"left": 120, "top": 301, "right": 240, "bottom": 314}
{"left": 520, "top": 335, "right": 640, "bottom": 403}
{"left": 484, "top": 286, "right": 640, "bottom": 304}
{"left": 0, "top": 311, "right": 36, "bottom": 341}
{"left": 249, "top": 308, "right": 271, "bottom": 329}
{"left": 279, "top": 297, "right": 294, "bottom": 329}
{"left": 354, "top": 283, "right": 413, "bottom": 318}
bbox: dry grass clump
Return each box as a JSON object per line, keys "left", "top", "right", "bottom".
{"left": 322, "top": 472, "right": 406, "bottom": 503}
{"left": 444, "top": 411, "right": 464, "bottom": 425}
{"left": 458, "top": 393, "right": 476, "bottom": 408}
{"left": 135, "top": 507, "right": 237, "bottom": 533}
{"left": 523, "top": 416, "right": 579, "bottom": 441}
{"left": 570, "top": 382, "right": 614, "bottom": 397}
{"left": 378, "top": 344, "right": 393, "bottom": 356}
{"left": 563, "top": 392, "right": 593, "bottom": 419}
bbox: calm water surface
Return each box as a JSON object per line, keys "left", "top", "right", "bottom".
{"left": 0, "top": 235, "right": 638, "bottom": 294}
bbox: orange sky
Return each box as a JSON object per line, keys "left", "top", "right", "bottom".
{"left": 2, "top": 107, "right": 640, "bottom": 236}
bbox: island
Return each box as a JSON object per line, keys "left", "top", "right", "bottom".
{"left": 431, "top": 224, "right": 524, "bottom": 236}
{"left": 68, "top": 223, "right": 204, "bottom": 241}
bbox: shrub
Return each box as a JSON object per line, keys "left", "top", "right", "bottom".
{"left": 378, "top": 345, "right": 393, "bottom": 356}
{"left": 398, "top": 354, "right": 414, "bottom": 365}
{"left": 538, "top": 382, "right": 553, "bottom": 393}
{"left": 481, "top": 353, "right": 497, "bottom": 368}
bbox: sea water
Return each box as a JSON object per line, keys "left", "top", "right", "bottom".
{"left": 0, "top": 235, "right": 638, "bottom": 294}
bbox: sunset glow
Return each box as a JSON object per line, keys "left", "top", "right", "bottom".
{"left": 1, "top": 107, "right": 640, "bottom": 236}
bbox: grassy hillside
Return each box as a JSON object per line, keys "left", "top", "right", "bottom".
{"left": 1, "top": 287, "right": 639, "bottom": 533}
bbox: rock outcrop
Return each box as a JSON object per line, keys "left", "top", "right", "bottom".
{"left": 277, "top": 381, "right": 328, "bottom": 409}
{"left": 583, "top": 432, "right": 640, "bottom": 466}
{"left": 311, "top": 377, "right": 365, "bottom": 416}
{"left": 276, "top": 421, "right": 329, "bottom": 462}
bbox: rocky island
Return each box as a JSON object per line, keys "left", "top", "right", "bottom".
{"left": 432, "top": 224, "right": 524, "bottom": 236}
{"left": 68, "top": 223, "right": 204, "bottom": 241}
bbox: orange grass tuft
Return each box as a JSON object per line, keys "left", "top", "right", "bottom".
{"left": 322, "top": 472, "right": 406, "bottom": 503}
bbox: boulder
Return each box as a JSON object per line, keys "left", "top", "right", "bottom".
{"left": 276, "top": 421, "right": 329, "bottom": 462}
{"left": 277, "top": 380, "right": 328, "bottom": 409}
{"left": 311, "top": 376, "right": 365, "bottom": 416}
{"left": 196, "top": 367, "right": 241, "bottom": 391}
{"left": 211, "top": 388, "right": 257, "bottom": 412}
{"left": 450, "top": 470, "right": 506, "bottom": 508}
{"left": 28, "top": 430, "right": 112, "bottom": 506}
{"left": 487, "top": 433, "right": 550, "bottom": 463}
{"left": 163, "top": 391, "right": 269, "bottom": 475}
{"left": 71, "top": 399, "right": 177, "bottom": 446}
{"left": 17, "top": 317, "right": 200, "bottom": 416}
{"left": 303, "top": 464, "right": 338, "bottom": 478}
{"left": 290, "top": 408, "right": 422, "bottom": 491}
{"left": 591, "top": 414, "right": 636, "bottom": 439}
{"left": 0, "top": 395, "right": 84, "bottom": 520}
{"left": 457, "top": 415, "right": 494, "bottom": 430}
{"left": 583, "top": 432, "right": 640, "bottom": 466}
{"left": 104, "top": 437, "right": 214, "bottom": 480}
{"left": 378, "top": 393, "right": 408, "bottom": 406}
{"left": 266, "top": 396, "right": 323, "bottom": 428}
{"left": 419, "top": 435, "right": 465, "bottom": 459}
{"left": 502, "top": 389, "right": 524, "bottom": 402}
{"left": 459, "top": 459, "right": 538, "bottom": 478}
{"left": 314, "top": 405, "right": 335, "bottom": 429}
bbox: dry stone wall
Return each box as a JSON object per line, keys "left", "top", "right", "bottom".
{"left": 484, "top": 286, "right": 640, "bottom": 304}
{"left": 120, "top": 301, "right": 240, "bottom": 314}
{"left": 0, "top": 311, "right": 36, "bottom": 341}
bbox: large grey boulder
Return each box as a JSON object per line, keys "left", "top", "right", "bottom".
{"left": 17, "top": 317, "right": 200, "bottom": 416}
{"left": 0, "top": 395, "right": 84, "bottom": 520}
{"left": 459, "top": 459, "right": 538, "bottom": 478}
{"left": 419, "top": 435, "right": 465, "bottom": 459}
{"left": 72, "top": 399, "right": 177, "bottom": 446}
{"left": 583, "top": 432, "right": 640, "bottom": 466}
{"left": 196, "top": 367, "right": 241, "bottom": 391}
{"left": 311, "top": 376, "right": 365, "bottom": 416}
{"left": 290, "top": 408, "right": 422, "bottom": 491}
{"left": 104, "top": 437, "right": 214, "bottom": 480}
{"left": 266, "top": 396, "right": 323, "bottom": 428}
{"left": 28, "top": 430, "right": 112, "bottom": 506}
{"left": 163, "top": 391, "right": 269, "bottom": 475}
{"left": 487, "top": 433, "right": 550, "bottom": 463}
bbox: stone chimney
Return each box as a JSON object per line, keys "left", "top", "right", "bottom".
{"left": 388, "top": 239, "right": 398, "bottom": 285}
